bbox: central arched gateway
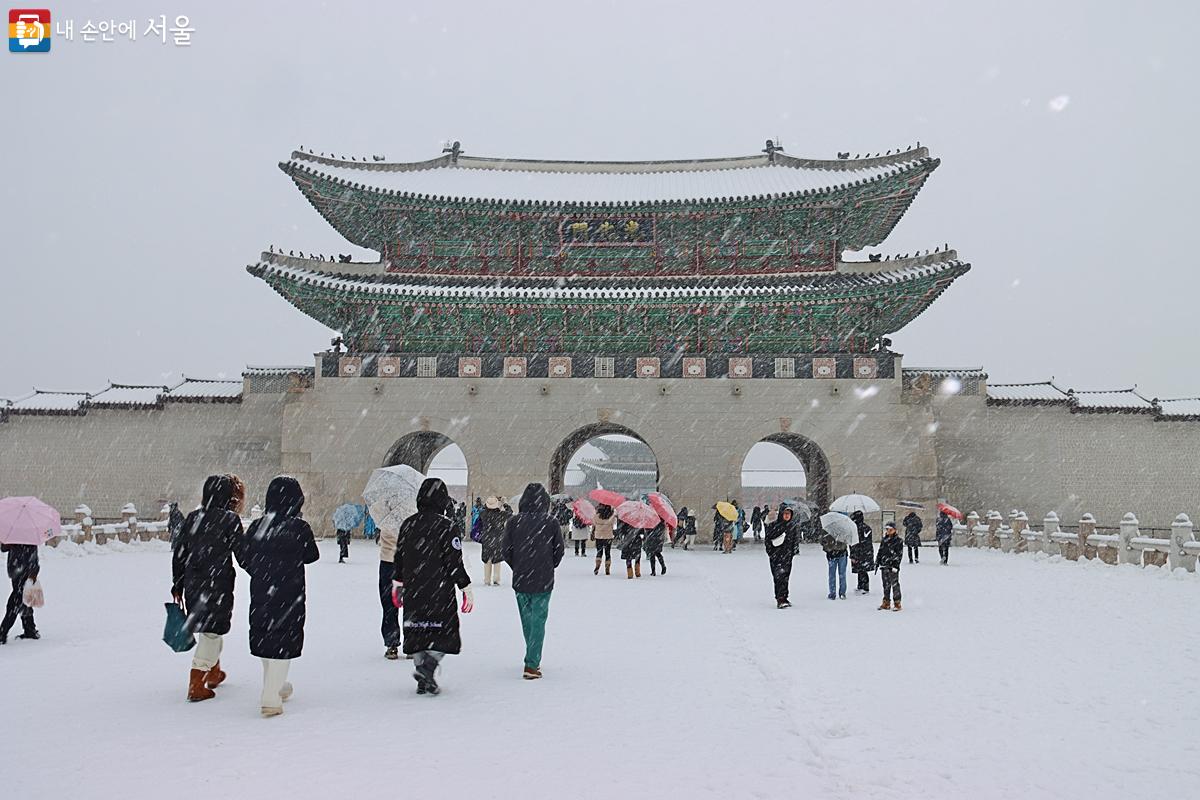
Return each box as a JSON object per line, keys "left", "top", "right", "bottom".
{"left": 383, "top": 430, "right": 455, "bottom": 472}
{"left": 757, "top": 432, "right": 832, "bottom": 511}
{"left": 549, "top": 422, "right": 659, "bottom": 495}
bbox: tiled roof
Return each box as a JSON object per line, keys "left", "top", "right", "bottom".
{"left": 8, "top": 389, "right": 90, "bottom": 414}
{"left": 284, "top": 146, "right": 934, "bottom": 205}
{"left": 987, "top": 381, "right": 1071, "bottom": 404}
{"left": 903, "top": 367, "right": 987, "bottom": 379}
{"left": 87, "top": 383, "right": 167, "bottom": 408}
{"left": 243, "top": 365, "right": 315, "bottom": 377}
{"left": 164, "top": 377, "right": 243, "bottom": 401}
{"left": 1157, "top": 398, "right": 1200, "bottom": 419}
{"left": 1071, "top": 388, "right": 1155, "bottom": 411}
{"left": 251, "top": 251, "right": 968, "bottom": 301}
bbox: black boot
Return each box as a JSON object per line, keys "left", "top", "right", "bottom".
{"left": 18, "top": 628, "right": 39, "bottom": 640}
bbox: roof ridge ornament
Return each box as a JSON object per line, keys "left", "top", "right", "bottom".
{"left": 762, "top": 139, "right": 784, "bottom": 164}
{"left": 442, "top": 140, "right": 464, "bottom": 165}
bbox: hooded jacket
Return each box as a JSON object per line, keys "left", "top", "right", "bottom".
{"left": 849, "top": 510, "right": 875, "bottom": 572}
{"left": 171, "top": 475, "right": 243, "bottom": 635}
{"left": 479, "top": 505, "right": 509, "bottom": 563}
{"left": 902, "top": 512, "right": 924, "bottom": 546}
{"left": 642, "top": 521, "right": 666, "bottom": 555}
{"left": 877, "top": 527, "right": 904, "bottom": 569}
{"left": 936, "top": 512, "right": 954, "bottom": 545}
{"left": 765, "top": 507, "right": 798, "bottom": 563}
{"left": 393, "top": 478, "right": 472, "bottom": 655}
{"left": 501, "top": 483, "right": 564, "bottom": 594}
{"left": 237, "top": 476, "right": 320, "bottom": 659}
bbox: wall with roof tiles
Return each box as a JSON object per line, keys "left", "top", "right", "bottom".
{"left": 0, "top": 393, "right": 289, "bottom": 518}
{"left": 929, "top": 395, "right": 1200, "bottom": 529}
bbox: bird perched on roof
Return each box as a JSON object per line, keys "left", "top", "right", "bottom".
{"left": 372, "top": 155, "right": 385, "bottom": 161}
{"left": 289, "top": 250, "right": 295, "bottom": 256}
{"left": 338, "top": 254, "right": 352, "bottom": 263}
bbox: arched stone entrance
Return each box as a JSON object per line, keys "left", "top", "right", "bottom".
{"left": 549, "top": 422, "right": 660, "bottom": 495}
{"left": 757, "top": 432, "right": 831, "bottom": 511}
{"left": 383, "top": 430, "right": 455, "bottom": 472}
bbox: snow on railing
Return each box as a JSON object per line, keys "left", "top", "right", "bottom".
{"left": 949, "top": 507, "right": 1197, "bottom": 572}
{"left": 51, "top": 502, "right": 174, "bottom": 546}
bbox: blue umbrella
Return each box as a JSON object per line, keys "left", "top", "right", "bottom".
{"left": 333, "top": 503, "right": 365, "bottom": 531}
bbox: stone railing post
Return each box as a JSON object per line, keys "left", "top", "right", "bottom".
{"left": 960, "top": 511, "right": 980, "bottom": 547}
{"left": 1170, "top": 514, "right": 1196, "bottom": 572}
{"left": 250, "top": 503, "right": 263, "bottom": 520}
{"left": 1042, "top": 512, "right": 1060, "bottom": 556}
{"left": 1118, "top": 512, "right": 1141, "bottom": 566}
{"left": 119, "top": 503, "right": 138, "bottom": 543}
{"left": 986, "top": 510, "right": 1002, "bottom": 549}
{"left": 74, "top": 504, "right": 94, "bottom": 543}
{"left": 1076, "top": 513, "right": 1096, "bottom": 560}
{"left": 1010, "top": 510, "right": 1029, "bottom": 553}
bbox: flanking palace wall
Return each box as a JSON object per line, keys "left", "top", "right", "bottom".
{"left": 2, "top": 357, "right": 1197, "bottom": 535}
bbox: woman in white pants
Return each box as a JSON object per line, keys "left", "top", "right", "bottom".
{"left": 171, "top": 474, "right": 244, "bottom": 702}
{"left": 237, "top": 476, "right": 320, "bottom": 717}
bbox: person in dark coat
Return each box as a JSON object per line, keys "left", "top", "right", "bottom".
{"left": 902, "top": 512, "right": 923, "bottom": 563}
{"left": 171, "top": 474, "right": 243, "bottom": 702}
{"left": 237, "top": 475, "right": 320, "bottom": 716}
{"left": 501, "top": 483, "right": 564, "bottom": 679}
{"left": 750, "top": 505, "right": 763, "bottom": 544}
{"left": 936, "top": 511, "right": 954, "bottom": 565}
{"left": 643, "top": 520, "right": 667, "bottom": 576}
{"left": 876, "top": 521, "right": 904, "bottom": 610}
{"left": 0, "top": 541, "right": 40, "bottom": 645}
{"left": 713, "top": 508, "right": 732, "bottom": 552}
{"left": 618, "top": 519, "right": 645, "bottom": 578}
{"left": 393, "top": 478, "right": 473, "bottom": 695}
{"left": 336, "top": 528, "right": 351, "bottom": 563}
{"left": 479, "top": 496, "right": 509, "bottom": 586}
{"left": 167, "top": 501, "right": 185, "bottom": 549}
{"left": 849, "top": 510, "right": 875, "bottom": 595}
{"left": 765, "top": 506, "right": 798, "bottom": 608}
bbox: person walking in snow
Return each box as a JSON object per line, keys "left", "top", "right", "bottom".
{"left": 733, "top": 502, "right": 745, "bottom": 551}
{"left": 902, "top": 512, "right": 923, "bottom": 564}
{"left": 765, "top": 505, "right": 798, "bottom": 608}
{"left": 681, "top": 509, "right": 698, "bottom": 550}
{"left": 167, "top": 501, "right": 185, "bottom": 549}
{"left": 876, "top": 521, "right": 904, "bottom": 611}
{"left": 392, "top": 478, "right": 474, "bottom": 695}
{"left": 820, "top": 521, "right": 849, "bottom": 600}
{"left": 370, "top": 498, "right": 404, "bottom": 660}
{"left": 0, "top": 540, "right": 40, "bottom": 645}
{"left": 592, "top": 503, "right": 616, "bottom": 575}
{"left": 170, "top": 474, "right": 243, "bottom": 701}
{"left": 849, "top": 510, "right": 875, "bottom": 595}
{"left": 479, "top": 496, "right": 509, "bottom": 586}
{"left": 643, "top": 520, "right": 667, "bottom": 576}
{"left": 501, "top": 483, "right": 564, "bottom": 680}
{"left": 936, "top": 510, "right": 954, "bottom": 565}
{"left": 570, "top": 510, "right": 591, "bottom": 557}
{"left": 336, "top": 526, "right": 352, "bottom": 563}
{"left": 750, "top": 505, "right": 763, "bottom": 545}
{"left": 618, "top": 518, "right": 645, "bottom": 578}
{"left": 237, "top": 476, "right": 320, "bottom": 717}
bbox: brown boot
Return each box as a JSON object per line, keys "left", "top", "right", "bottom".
{"left": 626, "top": 564, "right": 634, "bottom": 579}
{"left": 594, "top": 557, "right": 602, "bottom": 575}
{"left": 877, "top": 598, "right": 891, "bottom": 611}
{"left": 605, "top": 560, "right": 611, "bottom": 575}
{"left": 205, "top": 661, "right": 226, "bottom": 689}
{"left": 634, "top": 561, "right": 642, "bottom": 578}
{"left": 188, "top": 669, "right": 215, "bottom": 702}
{"left": 893, "top": 601, "right": 902, "bottom": 612}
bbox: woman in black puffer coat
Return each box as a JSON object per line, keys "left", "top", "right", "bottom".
{"left": 849, "top": 510, "right": 875, "bottom": 595}
{"left": 618, "top": 520, "right": 644, "bottom": 579}
{"left": 237, "top": 475, "right": 320, "bottom": 717}
{"left": 171, "top": 474, "right": 243, "bottom": 702}
{"left": 643, "top": 521, "right": 667, "bottom": 576}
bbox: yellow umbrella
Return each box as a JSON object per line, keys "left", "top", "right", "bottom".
{"left": 715, "top": 501, "right": 737, "bottom": 522}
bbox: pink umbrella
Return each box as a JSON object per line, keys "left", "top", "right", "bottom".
{"left": 646, "top": 492, "right": 677, "bottom": 529}
{"left": 0, "top": 496, "right": 61, "bottom": 545}
{"left": 616, "top": 500, "right": 660, "bottom": 530}
{"left": 588, "top": 488, "right": 625, "bottom": 508}
{"left": 571, "top": 498, "right": 597, "bottom": 525}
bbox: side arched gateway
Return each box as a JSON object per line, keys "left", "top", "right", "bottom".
{"left": 549, "top": 422, "right": 660, "bottom": 496}
{"left": 383, "top": 430, "right": 455, "bottom": 472}
{"left": 755, "top": 432, "right": 832, "bottom": 511}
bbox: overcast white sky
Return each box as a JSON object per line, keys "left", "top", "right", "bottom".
{"left": 3, "top": 0, "right": 1198, "bottom": 399}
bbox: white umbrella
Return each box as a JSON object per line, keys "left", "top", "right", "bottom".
{"left": 363, "top": 465, "right": 425, "bottom": 532}
{"left": 830, "top": 493, "right": 881, "bottom": 515}
{"left": 819, "top": 512, "right": 858, "bottom": 546}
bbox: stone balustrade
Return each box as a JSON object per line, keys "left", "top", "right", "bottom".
{"left": 949, "top": 508, "right": 1197, "bottom": 571}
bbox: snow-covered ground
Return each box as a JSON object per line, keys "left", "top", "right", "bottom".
{"left": 6, "top": 540, "right": 1199, "bottom": 799}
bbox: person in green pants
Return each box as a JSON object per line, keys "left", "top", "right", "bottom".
{"left": 502, "top": 483, "right": 565, "bottom": 679}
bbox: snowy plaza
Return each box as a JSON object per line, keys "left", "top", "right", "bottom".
{"left": 5, "top": 2, "right": 1200, "bottom": 799}
{"left": 7, "top": 539, "right": 1199, "bottom": 799}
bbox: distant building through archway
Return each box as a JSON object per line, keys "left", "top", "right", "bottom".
{"left": 549, "top": 423, "right": 659, "bottom": 496}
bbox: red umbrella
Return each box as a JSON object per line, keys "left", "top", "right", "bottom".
{"left": 937, "top": 502, "right": 963, "bottom": 520}
{"left": 616, "top": 500, "right": 660, "bottom": 530}
{"left": 588, "top": 488, "right": 625, "bottom": 508}
{"left": 571, "top": 498, "right": 597, "bottom": 525}
{"left": 646, "top": 492, "right": 677, "bottom": 529}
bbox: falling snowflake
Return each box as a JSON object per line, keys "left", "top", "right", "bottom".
{"left": 1047, "top": 95, "right": 1070, "bottom": 112}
